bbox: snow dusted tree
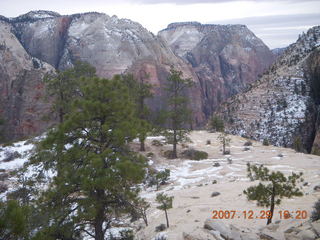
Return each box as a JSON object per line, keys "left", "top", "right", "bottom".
{"left": 30, "top": 75, "right": 147, "bottom": 239}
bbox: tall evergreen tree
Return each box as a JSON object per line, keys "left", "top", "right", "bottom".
{"left": 244, "top": 163, "right": 304, "bottom": 225}
{"left": 121, "top": 73, "right": 153, "bottom": 151}
{"left": 44, "top": 61, "right": 96, "bottom": 123}
{"left": 164, "top": 67, "right": 193, "bottom": 158}
{"left": 30, "top": 75, "right": 147, "bottom": 239}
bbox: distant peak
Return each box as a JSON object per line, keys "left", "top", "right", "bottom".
{"left": 13, "top": 10, "right": 61, "bottom": 21}
{"left": 162, "top": 22, "right": 249, "bottom": 32}
{"left": 166, "top": 22, "right": 202, "bottom": 29}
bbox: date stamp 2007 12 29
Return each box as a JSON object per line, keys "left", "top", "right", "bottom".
{"left": 212, "top": 210, "right": 308, "bottom": 220}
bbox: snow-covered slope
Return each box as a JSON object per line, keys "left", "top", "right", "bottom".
{"left": 215, "top": 26, "right": 320, "bottom": 152}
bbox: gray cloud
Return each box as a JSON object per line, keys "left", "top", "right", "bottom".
{"left": 209, "top": 13, "right": 320, "bottom": 49}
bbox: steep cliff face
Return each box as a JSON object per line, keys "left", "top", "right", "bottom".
{"left": 307, "top": 49, "right": 320, "bottom": 154}
{"left": 0, "top": 11, "right": 280, "bottom": 141}
{"left": 1, "top": 11, "right": 206, "bottom": 140}
{"left": 215, "top": 26, "right": 320, "bottom": 152}
{"left": 159, "top": 22, "right": 275, "bottom": 116}
{"left": 0, "top": 19, "right": 55, "bottom": 141}
{"left": 12, "top": 11, "right": 71, "bottom": 68}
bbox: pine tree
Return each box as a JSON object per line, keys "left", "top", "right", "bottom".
{"left": 121, "top": 73, "right": 153, "bottom": 151}
{"left": 30, "top": 75, "right": 147, "bottom": 239}
{"left": 209, "top": 115, "right": 224, "bottom": 132}
{"left": 44, "top": 61, "right": 96, "bottom": 123}
{"left": 164, "top": 67, "right": 193, "bottom": 158}
{"left": 133, "top": 198, "right": 150, "bottom": 226}
{"left": 156, "top": 193, "right": 173, "bottom": 228}
{"left": 311, "top": 199, "right": 320, "bottom": 221}
{"left": 0, "top": 200, "right": 29, "bottom": 239}
{"left": 244, "top": 163, "right": 304, "bottom": 225}
{"left": 217, "top": 132, "right": 231, "bottom": 154}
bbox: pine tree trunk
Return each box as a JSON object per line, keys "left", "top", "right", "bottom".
{"left": 164, "top": 208, "right": 169, "bottom": 228}
{"left": 94, "top": 190, "right": 105, "bottom": 240}
{"left": 223, "top": 139, "right": 225, "bottom": 154}
{"left": 143, "top": 211, "right": 148, "bottom": 226}
{"left": 59, "top": 107, "right": 64, "bottom": 123}
{"left": 267, "top": 185, "right": 275, "bottom": 225}
{"left": 94, "top": 212, "right": 104, "bottom": 240}
{"left": 140, "top": 137, "right": 145, "bottom": 151}
{"left": 173, "top": 129, "right": 177, "bottom": 158}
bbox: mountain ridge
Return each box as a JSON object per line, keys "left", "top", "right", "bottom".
{"left": 1, "top": 10, "right": 276, "bottom": 141}
{"left": 215, "top": 25, "right": 320, "bottom": 153}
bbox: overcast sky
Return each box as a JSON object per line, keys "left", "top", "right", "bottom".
{"left": 1, "top": 0, "right": 319, "bottom": 49}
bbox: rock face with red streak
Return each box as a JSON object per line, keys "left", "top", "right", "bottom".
{"left": 158, "top": 22, "right": 275, "bottom": 117}
{"left": 12, "top": 11, "right": 71, "bottom": 68}
{"left": 0, "top": 18, "right": 55, "bottom": 141}
{"left": 0, "top": 11, "right": 277, "bottom": 141}
{"left": 11, "top": 12, "right": 206, "bottom": 128}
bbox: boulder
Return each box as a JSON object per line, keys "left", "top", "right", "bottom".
{"left": 211, "top": 192, "right": 220, "bottom": 197}
{"left": 183, "top": 228, "right": 216, "bottom": 240}
{"left": 204, "top": 218, "right": 241, "bottom": 240}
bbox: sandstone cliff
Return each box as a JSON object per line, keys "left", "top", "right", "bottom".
{"left": 0, "top": 11, "right": 277, "bottom": 141}
{"left": 215, "top": 26, "right": 320, "bottom": 153}
{"left": 0, "top": 19, "right": 55, "bottom": 140}
{"left": 159, "top": 22, "right": 275, "bottom": 117}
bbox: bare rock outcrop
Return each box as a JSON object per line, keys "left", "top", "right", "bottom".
{"left": 215, "top": 26, "right": 320, "bottom": 152}
{"left": 10, "top": 12, "right": 206, "bottom": 128}
{"left": 0, "top": 19, "right": 55, "bottom": 140}
{"left": 1, "top": 11, "right": 279, "bottom": 141}
{"left": 159, "top": 22, "right": 275, "bottom": 117}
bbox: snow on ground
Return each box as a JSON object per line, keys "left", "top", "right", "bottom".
{"left": 135, "top": 130, "right": 320, "bottom": 240}
{"left": 1, "top": 131, "right": 320, "bottom": 239}
{"left": 0, "top": 140, "right": 34, "bottom": 170}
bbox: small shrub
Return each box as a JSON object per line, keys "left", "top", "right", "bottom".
{"left": 146, "top": 152, "right": 154, "bottom": 158}
{"left": 181, "top": 143, "right": 189, "bottom": 148}
{"left": 0, "top": 182, "right": 8, "bottom": 193}
{"left": 223, "top": 150, "right": 230, "bottom": 155}
{"left": 0, "top": 173, "right": 9, "bottom": 181}
{"left": 213, "top": 162, "right": 220, "bottom": 167}
{"left": 211, "top": 192, "right": 220, "bottom": 197}
{"left": 152, "top": 140, "right": 163, "bottom": 147}
{"left": 181, "top": 148, "right": 208, "bottom": 160}
{"left": 163, "top": 150, "right": 175, "bottom": 159}
{"left": 3, "top": 151, "right": 21, "bottom": 162}
{"left": 119, "top": 229, "right": 134, "bottom": 240}
{"left": 311, "top": 199, "right": 320, "bottom": 221}
{"left": 243, "top": 147, "right": 250, "bottom": 151}
{"left": 244, "top": 141, "right": 252, "bottom": 146}
{"left": 278, "top": 153, "right": 284, "bottom": 158}
{"left": 262, "top": 139, "right": 269, "bottom": 146}
{"left": 155, "top": 223, "right": 166, "bottom": 232}
{"left": 212, "top": 180, "right": 217, "bottom": 184}
{"left": 293, "top": 136, "right": 304, "bottom": 153}
{"left": 206, "top": 140, "right": 211, "bottom": 145}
